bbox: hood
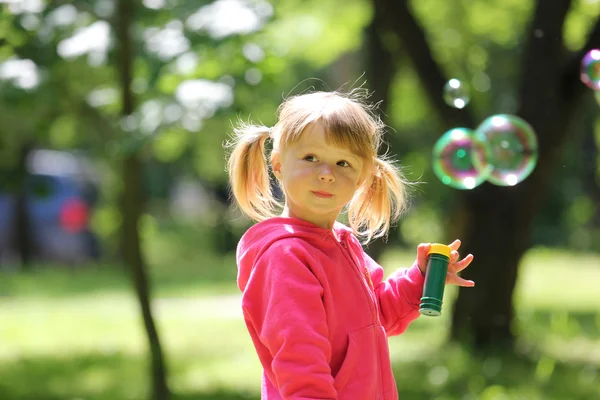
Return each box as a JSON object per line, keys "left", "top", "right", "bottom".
{"left": 236, "top": 217, "right": 353, "bottom": 292}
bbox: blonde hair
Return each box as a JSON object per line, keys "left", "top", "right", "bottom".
{"left": 226, "top": 89, "right": 410, "bottom": 242}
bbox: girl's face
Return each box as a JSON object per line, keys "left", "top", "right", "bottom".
{"left": 271, "top": 122, "right": 367, "bottom": 230}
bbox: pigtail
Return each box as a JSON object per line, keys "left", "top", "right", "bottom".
{"left": 225, "top": 122, "right": 278, "bottom": 222}
{"left": 347, "top": 157, "right": 410, "bottom": 242}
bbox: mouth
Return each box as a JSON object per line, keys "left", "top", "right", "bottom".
{"left": 312, "top": 191, "right": 334, "bottom": 198}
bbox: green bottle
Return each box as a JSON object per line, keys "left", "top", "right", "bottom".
{"left": 419, "top": 243, "right": 452, "bottom": 317}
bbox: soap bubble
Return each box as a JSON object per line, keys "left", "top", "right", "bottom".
{"left": 473, "top": 114, "right": 538, "bottom": 186}
{"left": 443, "top": 79, "right": 470, "bottom": 109}
{"left": 581, "top": 49, "right": 600, "bottom": 91}
{"left": 432, "top": 128, "right": 489, "bottom": 190}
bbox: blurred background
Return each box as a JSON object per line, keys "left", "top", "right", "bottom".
{"left": 0, "top": 0, "right": 599, "bottom": 399}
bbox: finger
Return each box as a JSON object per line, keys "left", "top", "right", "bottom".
{"left": 450, "top": 250, "right": 459, "bottom": 263}
{"left": 446, "top": 274, "right": 475, "bottom": 287}
{"left": 449, "top": 254, "right": 474, "bottom": 273}
{"left": 417, "top": 243, "right": 431, "bottom": 255}
{"left": 417, "top": 243, "right": 431, "bottom": 270}
{"left": 448, "top": 239, "right": 461, "bottom": 251}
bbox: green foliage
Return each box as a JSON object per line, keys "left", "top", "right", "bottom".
{"left": 152, "top": 128, "right": 190, "bottom": 162}
{"left": 1, "top": 0, "right": 599, "bottom": 253}
{"left": 48, "top": 114, "right": 79, "bottom": 148}
{"left": 261, "top": 0, "right": 371, "bottom": 68}
{"left": 564, "top": 0, "right": 600, "bottom": 50}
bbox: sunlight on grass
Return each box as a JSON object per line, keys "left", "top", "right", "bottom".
{"left": 0, "top": 294, "right": 145, "bottom": 358}
{"left": 516, "top": 247, "right": 600, "bottom": 310}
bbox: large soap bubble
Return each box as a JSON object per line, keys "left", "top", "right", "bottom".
{"left": 473, "top": 114, "right": 538, "bottom": 186}
{"left": 432, "top": 127, "right": 489, "bottom": 190}
{"left": 581, "top": 49, "right": 600, "bottom": 91}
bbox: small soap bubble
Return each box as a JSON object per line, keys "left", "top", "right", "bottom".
{"left": 432, "top": 128, "right": 489, "bottom": 190}
{"left": 443, "top": 79, "right": 470, "bottom": 109}
{"left": 473, "top": 114, "right": 538, "bottom": 186}
{"left": 581, "top": 49, "right": 600, "bottom": 91}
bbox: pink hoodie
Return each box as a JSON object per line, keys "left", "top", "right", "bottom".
{"left": 237, "top": 217, "right": 425, "bottom": 399}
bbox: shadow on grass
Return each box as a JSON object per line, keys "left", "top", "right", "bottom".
{"left": 1, "top": 342, "right": 598, "bottom": 400}
{"left": 520, "top": 309, "right": 600, "bottom": 340}
{"left": 174, "top": 393, "right": 258, "bottom": 400}
{"left": 0, "top": 352, "right": 259, "bottom": 400}
{"left": 0, "top": 392, "right": 259, "bottom": 400}
{"left": 393, "top": 342, "right": 599, "bottom": 400}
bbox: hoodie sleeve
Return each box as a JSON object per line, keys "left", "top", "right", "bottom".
{"left": 241, "top": 239, "right": 336, "bottom": 399}
{"left": 364, "top": 252, "right": 425, "bottom": 336}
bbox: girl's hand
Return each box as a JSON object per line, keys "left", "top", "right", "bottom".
{"left": 416, "top": 239, "right": 475, "bottom": 287}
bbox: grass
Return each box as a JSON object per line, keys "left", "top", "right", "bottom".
{"left": 0, "top": 227, "right": 599, "bottom": 400}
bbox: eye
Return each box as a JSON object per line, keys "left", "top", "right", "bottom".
{"left": 337, "top": 160, "right": 351, "bottom": 167}
{"left": 303, "top": 155, "right": 318, "bottom": 162}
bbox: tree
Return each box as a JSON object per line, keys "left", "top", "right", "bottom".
{"left": 12, "top": 142, "right": 35, "bottom": 269}
{"left": 360, "top": 10, "right": 401, "bottom": 261}
{"left": 373, "top": 0, "right": 600, "bottom": 348}
{"left": 115, "top": 0, "right": 170, "bottom": 398}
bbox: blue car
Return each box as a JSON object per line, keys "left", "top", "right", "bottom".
{"left": 0, "top": 149, "right": 100, "bottom": 265}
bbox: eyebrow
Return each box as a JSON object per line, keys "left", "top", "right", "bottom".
{"left": 299, "top": 146, "right": 361, "bottom": 162}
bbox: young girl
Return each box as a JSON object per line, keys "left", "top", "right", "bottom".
{"left": 226, "top": 90, "right": 474, "bottom": 399}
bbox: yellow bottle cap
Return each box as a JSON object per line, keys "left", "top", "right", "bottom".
{"left": 428, "top": 243, "right": 452, "bottom": 258}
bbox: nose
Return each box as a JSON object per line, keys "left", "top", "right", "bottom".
{"left": 318, "top": 165, "right": 335, "bottom": 182}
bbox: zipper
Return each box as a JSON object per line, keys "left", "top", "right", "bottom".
{"left": 338, "top": 236, "right": 385, "bottom": 399}
{"left": 337, "top": 236, "right": 379, "bottom": 326}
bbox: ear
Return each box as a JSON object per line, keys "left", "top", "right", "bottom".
{"left": 271, "top": 151, "right": 282, "bottom": 178}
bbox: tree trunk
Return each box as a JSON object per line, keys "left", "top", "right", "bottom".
{"left": 364, "top": 15, "right": 396, "bottom": 116}
{"left": 115, "top": 1, "right": 171, "bottom": 399}
{"left": 121, "top": 155, "right": 171, "bottom": 400}
{"left": 13, "top": 143, "right": 34, "bottom": 269}
{"left": 371, "top": 0, "right": 476, "bottom": 129}
{"left": 362, "top": 10, "right": 403, "bottom": 261}
{"left": 451, "top": 0, "right": 586, "bottom": 348}
{"left": 580, "top": 103, "right": 600, "bottom": 231}
{"left": 373, "top": 0, "right": 597, "bottom": 348}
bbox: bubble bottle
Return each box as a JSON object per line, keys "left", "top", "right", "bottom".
{"left": 420, "top": 244, "right": 452, "bottom": 317}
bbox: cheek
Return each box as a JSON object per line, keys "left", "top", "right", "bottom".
{"left": 340, "top": 171, "right": 361, "bottom": 187}
{"left": 286, "top": 163, "right": 314, "bottom": 180}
